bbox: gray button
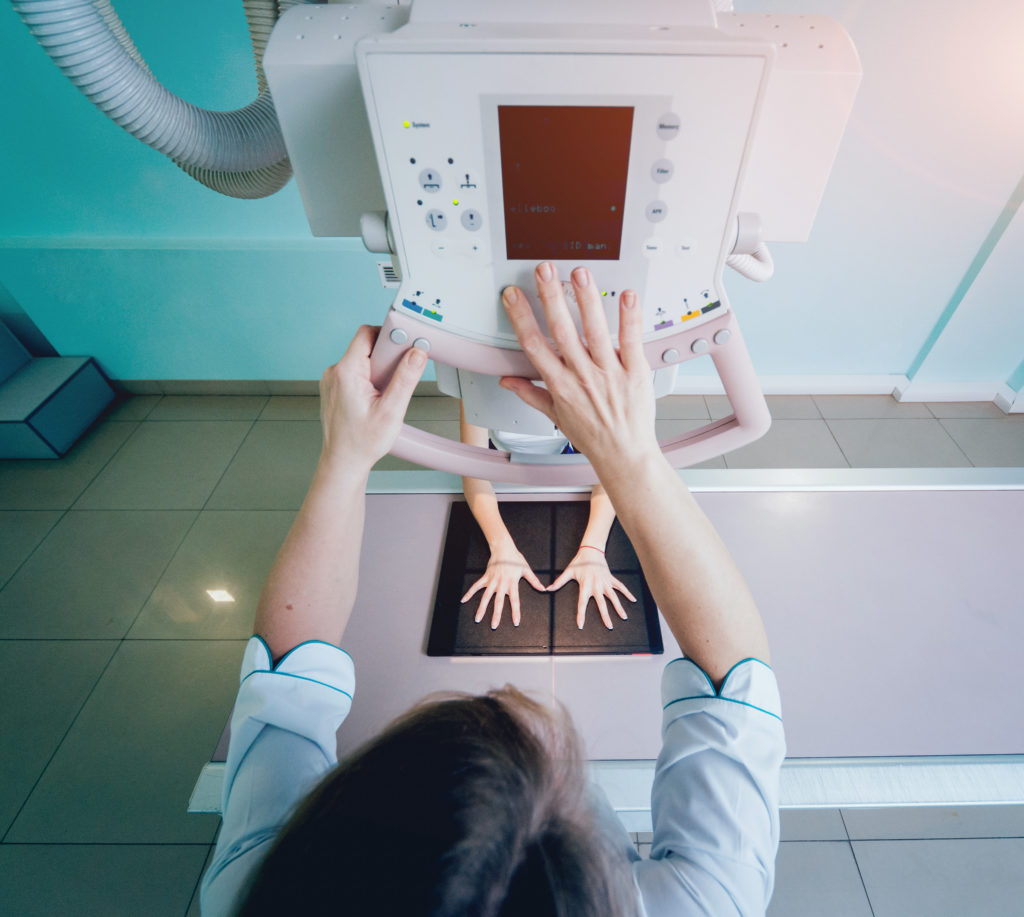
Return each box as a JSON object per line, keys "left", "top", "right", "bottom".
{"left": 661, "top": 348, "right": 680, "bottom": 364}
{"left": 419, "top": 169, "right": 442, "bottom": 192}
{"left": 646, "top": 201, "right": 668, "bottom": 223}
{"left": 714, "top": 329, "right": 732, "bottom": 346}
{"left": 412, "top": 337, "right": 431, "bottom": 352}
{"left": 461, "top": 209, "right": 483, "bottom": 231}
{"left": 656, "top": 113, "right": 681, "bottom": 140}
{"left": 389, "top": 328, "right": 409, "bottom": 345}
{"left": 426, "top": 209, "right": 447, "bottom": 231}
{"left": 691, "top": 338, "right": 709, "bottom": 354}
{"left": 651, "top": 159, "right": 674, "bottom": 183}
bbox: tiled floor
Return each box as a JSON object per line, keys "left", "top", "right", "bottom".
{"left": 1, "top": 393, "right": 1022, "bottom": 916}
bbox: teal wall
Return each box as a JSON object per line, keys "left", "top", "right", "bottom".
{"left": 1, "top": 0, "right": 1022, "bottom": 390}
{"left": 0, "top": 0, "right": 394, "bottom": 381}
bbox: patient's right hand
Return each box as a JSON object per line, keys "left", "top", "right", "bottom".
{"left": 461, "top": 541, "right": 546, "bottom": 629}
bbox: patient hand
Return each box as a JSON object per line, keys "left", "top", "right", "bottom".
{"left": 461, "top": 543, "right": 546, "bottom": 629}
{"left": 548, "top": 546, "right": 636, "bottom": 630}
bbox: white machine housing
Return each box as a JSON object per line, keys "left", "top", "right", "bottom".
{"left": 264, "top": 1, "right": 861, "bottom": 484}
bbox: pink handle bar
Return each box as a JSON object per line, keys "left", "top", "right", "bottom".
{"left": 369, "top": 307, "right": 770, "bottom": 485}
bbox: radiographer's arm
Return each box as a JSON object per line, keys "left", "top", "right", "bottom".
{"left": 501, "top": 264, "right": 782, "bottom": 913}
{"left": 252, "top": 332, "right": 428, "bottom": 661}
{"left": 500, "top": 265, "right": 770, "bottom": 683}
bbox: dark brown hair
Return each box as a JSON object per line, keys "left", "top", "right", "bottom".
{"left": 235, "top": 684, "right": 639, "bottom": 916}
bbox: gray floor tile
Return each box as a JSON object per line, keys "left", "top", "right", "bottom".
{"left": 707, "top": 394, "right": 821, "bottom": 420}
{"left": 0, "top": 511, "right": 196, "bottom": 639}
{"left": 405, "top": 396, "right": 461, "bottom": 420}
{"left": 725, "top": 420, "right": 849, "bottom": 468}
{"left": 103, "top": 395, "right": 162, "bottom": 421}
{"left": 266, "top": 380, "right": 318, "bottom": 395}
{"left": 259, "top": 395, "right": 321, "bottom": 420}
{"left": 939, "top": 418, "right": 1024, "bottom": 466}
{"left": 813, "top": 395, "right": 933, "bottom": 419}
{"left": 206, "top": 421, "right": 323, "bottom": 510}
{"left": 187, "top": 844, "right": 216, "bottom": 917}
{"left": 926, "top": 401, "right": 1008, "bottom": 419}
{"left": 130, "top": 511, "right": 296, "bottom": 639}
{"left": 827, "top": 419, "right": 972, "bottom": 467}
{"left": 0, "top": 511, "right": 62, "bottom": 589}
{"left": 853, "top": 838, "right": 1024, "bottom": 917}
{"left": 0, "top": 844, "right": 209, "bottom": 917}
{"left": 842, "top": 804, "right": 1024, "bottom": 840}
{"left": 74, "top": 422, "right": 252, "bottom": 510}
{"left": 148, "top": 395, "right": 269, "bottom": 421}
{"left": 407, "top": 419, "right": 462, "bottom": 439}
{"left": 160, "top": 381, "right": 270, "bottom": 395}
{"left": 765, "top": 396, "right": 824, "bottom": 419}
{"left": 655, "top": 395, "right": 711, "bottom": 420}
{"left": 781, "top": 808, "right": 849, "bottom": 841}
{"left": 0, "top": 421, "right": 136, "bottom": 510}
{"left": 0, "top": 640, "right": 118, "bottom": 837}
{"left": 6, "top": 640, "right": 244, "bottom": 843}
{"left": 705, "top": 394, "right": 734, "bottom": 420}
{"left": 768, "top": 841, "right": 873, "bottom": 917}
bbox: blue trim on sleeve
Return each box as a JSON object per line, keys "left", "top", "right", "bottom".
{"left": 239, "top": 669, "right": 354, "bottom": 700}
{"left": 663, "top": 694, "right": 782, "bottom": 722}
{"left": 718, "top": 657, "right": 773, "bottom": 695}
{"left": 665, "top": 657, "right": 716, "bottom": 695}
{"left": 666, "top": 655, "right": 773, "bottom": 697}
{"left": 273, "top": 639, "right": 353, "bottom": 670}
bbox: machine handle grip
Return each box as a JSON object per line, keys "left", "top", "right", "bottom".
{"left": 369, "top": 310, "right": 769, "bottom": 484}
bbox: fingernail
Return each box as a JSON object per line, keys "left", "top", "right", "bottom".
{"left": 409, "top": 348, "right": 426, "bottom": 368}
{"left": 573, "top": 267, "right": 589, "bottom": 288}
{"left": 538, "top": 262, "right": 554, "bottom": 282}
{"left": 502, "top": 286, "right": 519, "bottom": 305}
{"left": 623, "top": 291, "right": 637, "bottom": 310}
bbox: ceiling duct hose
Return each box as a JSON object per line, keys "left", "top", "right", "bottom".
{"left": 12, "top": 0, "right": 300, "bottom": 197}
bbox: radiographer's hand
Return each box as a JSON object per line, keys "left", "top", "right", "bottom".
{"left": 461, "top": 539, "right": 546, "bottom": 629}
{"left": 318, "top": 326, "right": 428, "bottom": 472}
{"left": 498, "top": 263, "right": 659, "bottom": 477}
{"left": 548, "top": 546, "right": 636, "bottom": 630}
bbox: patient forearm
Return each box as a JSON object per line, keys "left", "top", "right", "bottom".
{"left": 462, "top": 477, "right": 514, "bottom": 548}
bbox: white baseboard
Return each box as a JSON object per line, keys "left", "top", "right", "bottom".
{"left": 994, "top": 385, "right": 1024, "bottom": 414}
{"left": 895, "top": 378, "right": 1012, "bottom": 404}
{"left": 672, "top": 374, "right": 907, "bottom": 397}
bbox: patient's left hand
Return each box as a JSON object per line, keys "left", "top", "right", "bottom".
{"left": 547, "top": 546, "right": 636, "bottom": 630}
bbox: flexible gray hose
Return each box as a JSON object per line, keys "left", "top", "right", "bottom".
{"left": 13, "top": 0, "right": 292, "bottom": 191}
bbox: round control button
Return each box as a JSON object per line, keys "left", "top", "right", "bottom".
{"left": 431, "top": 240, "right": 450, "bottom": 255}
{"left": 646, "top": 201, "right": 668, "bottom": 223}
{"left": 412, "top": 337, "right": 431, "bottom": 353}
{"left": 389, "top": 328, "right": 409, "bottom": 345}
{"left": 691, "top": 338, "right": 710, "bottom": 355}
{"left": 426, "top": 210, "right": 447, "bottom": 231}
{"left": 677, "top": 240, "right": 696, "bottom": 256}
{"left": 461, "top": 209, "right": 483, "bottom": 231}
{"left": 657, "top": 113, "right": 681, "bottom": 140}
{"left": 419, "top": 169, "right": 442, "bottom": 192}
{"left": 714, "top": 329, "right": 732, "bottom": 346}
{"left": 661, "top": 348, "right": 680, "bottom": 364}
{"left": 642, "top": 239, "right": 664, "bottom": 257}
{"left": 651, "top": 159, "right": 674, "bottom": 183}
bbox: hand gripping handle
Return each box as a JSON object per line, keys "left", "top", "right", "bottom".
{"left": 369, "top": 308, "right": 770, "bottom": 485}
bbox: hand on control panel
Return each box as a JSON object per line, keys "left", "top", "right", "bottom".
{"left": 498, "top": 262, "right": 659, "bottom": 479}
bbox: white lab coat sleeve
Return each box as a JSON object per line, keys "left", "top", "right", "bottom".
{"left": 199, "top": 636, "right": 355, "bottom": 917}
{"left": 633, "top": 657, "right": 786, "bottom": 916}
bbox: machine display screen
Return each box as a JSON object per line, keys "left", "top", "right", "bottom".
{"left": 498, "top": 105, "right": 633, "bottom": 261}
